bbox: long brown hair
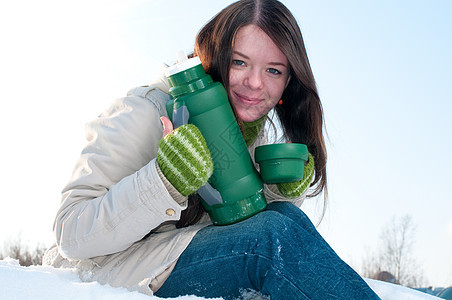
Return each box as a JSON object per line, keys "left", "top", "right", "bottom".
{"left": 178, "top": 0, "right": 327, "bottom": 227}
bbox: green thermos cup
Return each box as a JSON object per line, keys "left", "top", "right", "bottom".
{"left": 165, "top": 52, "right": 267, "bottom": 225}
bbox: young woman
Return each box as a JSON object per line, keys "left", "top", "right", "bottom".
{"left": 43, "top": 0, "right": 380, "bottom": 299}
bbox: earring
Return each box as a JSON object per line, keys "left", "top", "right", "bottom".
{"left": 278, "top": 99, "right": 283, "bottom": 105}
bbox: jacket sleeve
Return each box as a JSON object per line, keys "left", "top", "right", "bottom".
{"left": 53, "top": 90, "right": 186, "bottom": 260}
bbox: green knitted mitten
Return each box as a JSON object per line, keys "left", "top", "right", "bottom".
{"left": 277, "top": 152, "right": 315, "bottom": 198}
{"left": 157, "top": 124, "right": 214, "bottom": 196}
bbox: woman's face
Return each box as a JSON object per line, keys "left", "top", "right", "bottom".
{"left": 228, "top": 24, "right": 290, "bottom": 122}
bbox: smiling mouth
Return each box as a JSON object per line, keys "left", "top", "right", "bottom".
{"left": 234, "top": 92, "right": 262, "bottom": 105}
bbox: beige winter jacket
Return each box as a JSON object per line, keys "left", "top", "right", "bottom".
{"left": 42, "top": 74, "right": 308, "bottom": 296}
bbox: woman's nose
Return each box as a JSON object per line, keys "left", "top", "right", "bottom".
{"left": 244, "top": 70, "right": 263, "bottom": 90}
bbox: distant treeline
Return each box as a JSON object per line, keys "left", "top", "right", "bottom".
{"left": 0, "top": 239, "right": 46, "bottom": 266}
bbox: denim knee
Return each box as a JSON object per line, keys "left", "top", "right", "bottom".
{"left": 266, "top": 201, "right": 310, "bottom": 223}
{"left": 244, "top": 209, "right": 302, "bottom": 263}
{"left": 266, "top": 201, "right": 322, "bottom": 240}
{"left": 236, "top": 210, "right": 310, "bottom": 297}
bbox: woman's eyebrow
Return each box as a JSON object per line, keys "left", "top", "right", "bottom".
{"left": 233, "top": 50, "right": 288, "bottom": 68}
{"left": 233, "top": 50, "right": 250, "bottom": 60}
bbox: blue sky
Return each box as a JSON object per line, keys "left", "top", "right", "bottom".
{"left": 0, "top": 0, "right": 451, "bottom": 287}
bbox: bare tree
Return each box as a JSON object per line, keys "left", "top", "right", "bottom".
{"left": 361, "top": 245, "right": 384, "bottom": 280}
{"left": 361, "top": 215, "right": 425, "bottom": 287}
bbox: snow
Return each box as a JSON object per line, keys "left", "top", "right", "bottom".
{"left": 364, "top": 279, "right": 440, "bottom": 300}
{"left": 0, "top": 258, "right": 440, "bottom": 300}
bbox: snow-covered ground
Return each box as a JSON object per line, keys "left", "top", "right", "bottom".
{"left": 0, "top": 258, "right": 440, "bottom": 300}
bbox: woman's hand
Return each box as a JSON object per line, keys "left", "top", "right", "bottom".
{"left": 157, "top": 120, "right": 214, "bottom": 196}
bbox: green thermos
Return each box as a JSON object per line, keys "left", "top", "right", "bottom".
{"left": 165, "top": 52, "right": 267, "bottom": 225}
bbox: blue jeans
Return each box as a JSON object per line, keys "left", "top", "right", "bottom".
{"left": 156, "top": 202, "right": 380, "bottom": 299}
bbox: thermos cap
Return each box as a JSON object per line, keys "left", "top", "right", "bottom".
{"left": 255, "top": 143, "right": 309, "bottom": 183}
{"left": 255, "top": 143, "right": 308, "bottom": 162}
{"left": 165, "top": 51, "right": 202, "bottom": 77}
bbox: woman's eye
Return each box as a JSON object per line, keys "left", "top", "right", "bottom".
{"left": 232, "top": 60, "right": 245, "bottom": 66}
{"left": 268, "top": 68, "right": 281, "bottom": 75}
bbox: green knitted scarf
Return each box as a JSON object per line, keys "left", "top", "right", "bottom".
{"left": 243, "top": 115, "right": 267, "bottom": 146}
